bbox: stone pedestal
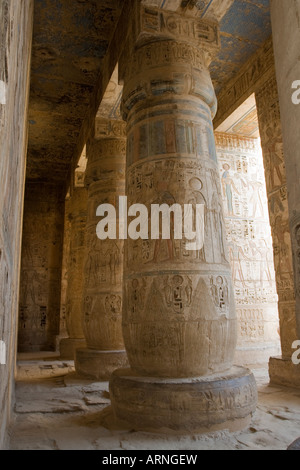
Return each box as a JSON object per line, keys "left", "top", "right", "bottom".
{"left": 74, "top": 118, "right": 128, "bottom": 379}
{"left": 109, "top": 3, "right": 257, "bottom": 433}
{"left": 110, "top": 366, "right": 257, "bottom": 434}
{"left": 60, "top": 187, "right": 87, "bottom": 359}
{"left": 269, "top": 356, "right": 300, "bottom": 389}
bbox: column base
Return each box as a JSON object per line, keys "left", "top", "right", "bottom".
{"left": 269, "top": 356, "right": 300, "bottom": 388}
{"left": 109, "top": 366, "right": 257, "bottom": 435}
{"left": 75, "top": 348, "right": 128, "bottom": 380}
{"left": 59, "top": 338, "right": 86, "bottom": 360}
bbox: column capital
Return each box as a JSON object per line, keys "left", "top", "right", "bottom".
{"left": 94, "top": 118, "right": 126, "bottom": 140}
{"left": 133, "top": 3, "right": 220, "bottom": 51}
{"left": 119, "top": 2, "right": 220, "bottom": 84}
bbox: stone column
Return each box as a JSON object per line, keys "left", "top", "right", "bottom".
{"left": 255, "top": 71, "right": 300, "bottom": 386}
{"left": 59, "top": 187, "right": 87, "bottom": 359}
{"left": 75, "top": 118, "right": 128, "bottom": 380}
{"left": 56, "top": 193, "right": 71, "bottom": 350}
{"left": 109, "top": 4, "right": 257, "bottom": 433}
{"left": 266, "top": 0, "right": 300, "bottom": 385}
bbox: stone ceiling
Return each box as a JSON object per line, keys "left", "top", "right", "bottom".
{"left": 27, "top": 0, "right": 126, "bottom": 182}
{"left": 215, "top": 94, "right": 260, "bottom": 138}
{"left": 26, "top": 0, "right": 271, "bottom": 184}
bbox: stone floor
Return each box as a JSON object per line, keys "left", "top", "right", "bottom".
{"left": 8, "top": 354, "right": 300, "bottom": 451}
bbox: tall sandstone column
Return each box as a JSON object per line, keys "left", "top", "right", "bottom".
{"left": 75, "top": 118, "right": 128, "bottom": 379}
{"left": 267, "top": 0, "right": 300, "bottom": 386}
{"left": 59, "top": 187, "right": 87, "bottom": 359}
{"left": 255, "top": 71, "right": 299, "bottom": 386}
{"left": 109, "top": 3, "right": 257, "bottom": 433}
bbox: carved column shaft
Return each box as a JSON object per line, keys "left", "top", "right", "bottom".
{"left": 109, "top": 3, "right": 257, "bottom": 433}
{"left": 74, "top": 118, "right": 128, "bottom": 380}
{"left": 121, "top": 7, "right": 236, "bottom": 378}
{"left": 59, "top": 187, "right": 87, "bottom": 359}
{"left": 270, "top": 0, "right": 300, "bottom": 340}
{"left": 256, "top": 73, "right": 297, "bottom": 360}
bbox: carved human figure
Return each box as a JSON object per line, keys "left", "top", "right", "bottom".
{"left": 264, "top": 125, "right": 284, "bottom": 189}
{"left": 221, "top": 164, "right": 240, "bottom": 216}
{"left": 274, "top": 215, "right": 293, "bottom": 279}
{"left": 109, "top": 4, "right": 257, "bottom": 434}
{"left": 249, "top": 177, "right": 265, "bottom": 219}
{"left": 151, "top": 189, "right": 176, "bottom": 263}
{"left": 187, "top": 177, "right": 207, "bottom": 260}
{"left": 227, "top": 239, "right": 249, "bottom": 287}
{"left": 75, "top": 118, "right": 128, "bottom": 379}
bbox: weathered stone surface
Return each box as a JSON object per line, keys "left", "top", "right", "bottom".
{"left": 59, "top": 186, "right": 88, "bottom": 359}
{"left": 215, "top": 132, "right": 280, "bottom": 365}
{"left": 110, "top": 2, "right": 257, "bottom": 433}
{"left": 120, "top": 11, "right": 236, "bottom": 379}
{"left": 0, "top": 0, "right": 34, "bottom": 449}
{"left": 27, "top": 0, "right": 126, "bottom": 182}
{"left": 269, "top": 357, "right": 300, "bottom": 389}
{"left": 270, "top": 0, "right": 300, "bottom": 342}
{"left": 214, "top": 38, "right": 275, "bottom": 129}
{"left": 75, "top": 349, "right": 128, "bottom": 381}
{"left": 256, "top": 72, "right": 296, "bottom": 360}
{"left": 75, "top": 116, "right": 128, "bottom": 379}
{"left": 8, "top": 362, "right": 300, "bottom": 450}
{"left": 110, "top": 366, "right": 257, "bottom": 434}
{"left": 18, "top": 183, "right": 65, "bottom": 352}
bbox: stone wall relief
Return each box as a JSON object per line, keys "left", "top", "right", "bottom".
{"left": 85, "top": 236, "right": 122, "bottom": 289}
{"left": 216, "top": 134, "right": 279, "bottom": 347}
{"left": 126, "top": 155, "right": 229, "bottom": 268}
{"left": 18, "top": 185, "right": 64, "bottom": 350}
{"left": 260, "top": 122, "right": 285, "bottom": 192}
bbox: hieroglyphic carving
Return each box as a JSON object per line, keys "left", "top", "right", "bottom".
{"left": 210, "top": 275, "right": 229, "bottom": 313}
{"left": 110, "top": 2, "right": 258, "bottom": 432}
{"left": 215, "top": 132, "right": 279, "bottom": 352}
{"left": 85, "top": 238, "right": 122, "bottom": 289}
{"left": 163, "top": 275, "right": 193, "bottom": 314}
{"left": 138, "top": 5, "right": 220, "bottom": 47}
{"left": 18, "top": 183, "right": 64, "bottom": 351}
{"left": 76, "top": 118, "right": 127, "bottom": 366}
{"left": 255, "top": 71, "right": 297, "bottom": 357}
{"left": 237, "top": 308, "right": 264, "bottom": 340}
{"left": 63, "top": 188, "right": 87, "bottom": 343}
{"left": 95, "top": 119, "right": 126, "bottom": 140}
{"left": 125, "top": 155, "right": 227, "bottom": 268}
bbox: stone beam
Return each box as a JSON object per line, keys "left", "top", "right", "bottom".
{"left": 213, "top": 37, "right": 274, "bottom": 130}
{"left": 67, "top": 0, "right": 135, "bottom": 193}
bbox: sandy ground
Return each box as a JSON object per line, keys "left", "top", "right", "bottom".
{"left": 8, "top": 354, "right": 300, "bottom": 451}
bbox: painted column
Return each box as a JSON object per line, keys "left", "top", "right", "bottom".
{"left": 59, "top": 187, "right": 87, "bottom": 359}
{"left": 75, "top": 118, "right": 128, "bottom": 379}
{"left": 109, "top": 3, "right": 257, "bottom": 433}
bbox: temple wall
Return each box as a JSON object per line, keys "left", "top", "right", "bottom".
{"left": 215, "top": 132, "right": 281, "bottom": 365}
{"left": 0, "top": 0, "right": 33, "bottom": 449}
{"left": 18, "top": 183, "right": 65, "bottom": 352}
